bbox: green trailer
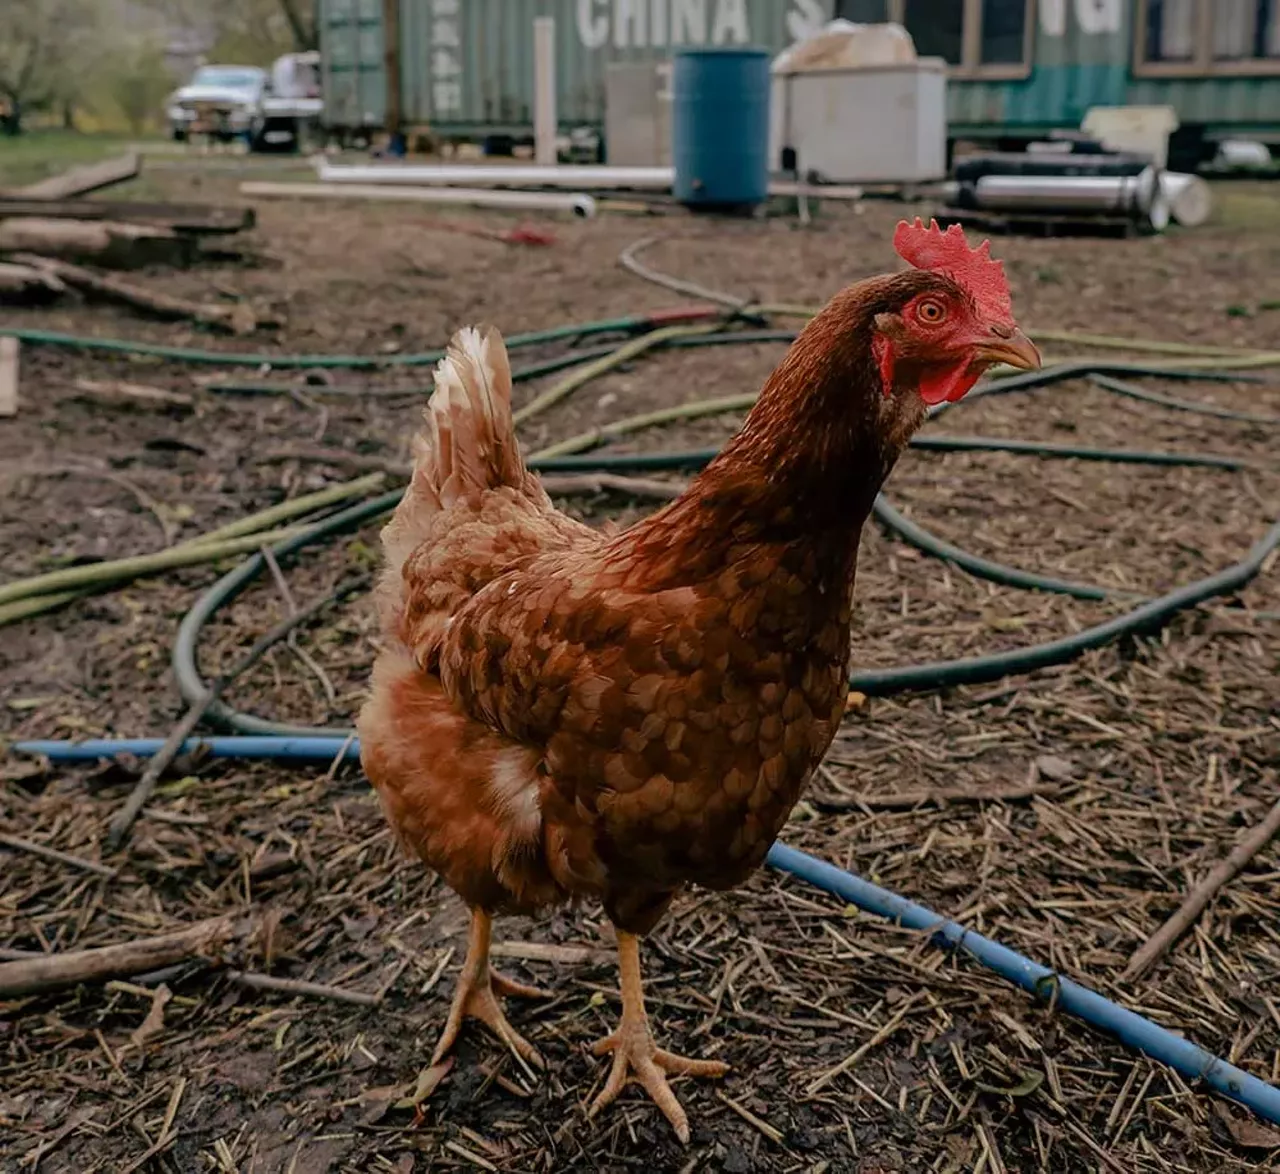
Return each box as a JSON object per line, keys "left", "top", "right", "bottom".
{"left": 318, "top": 0, "right": 1280, "bottom": 168}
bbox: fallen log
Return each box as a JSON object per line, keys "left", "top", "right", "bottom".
{"left": 16, "top": 254, "right": 256, "bottom": 333}
{"left": 0, "top": 915, "right": 239, "bottom": 998}
{"left": 0, "top": 196, "right": 253, "bottom": 235}
{"left": 0, "top": 261, "right": 66, "bottom": 304}
{"left": 9, "top": 152, "right": 141, "bottom": 200}
{"left": 0, "top": 219, "right": 194, "bottom": 270}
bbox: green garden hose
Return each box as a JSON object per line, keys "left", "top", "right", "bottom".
{"left": 163, "top": 334, "right": 1279, "bottom": 737}
{"left": 4, "top": 297, "right": 1275, "bottom": 733}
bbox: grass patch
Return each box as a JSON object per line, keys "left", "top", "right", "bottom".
{"left": 1209, "top": 181, "right": 1280, "bottom": 230}
{"left": 0, "top": 130, "right": 162, "bottom": 189}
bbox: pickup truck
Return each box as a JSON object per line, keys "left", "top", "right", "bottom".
{"left": 166, "top": 53, "right": 323, "bottom": 151}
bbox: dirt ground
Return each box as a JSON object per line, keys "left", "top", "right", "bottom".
{"left": 2, "top": 160, "right": 1280, "bottom": 1174}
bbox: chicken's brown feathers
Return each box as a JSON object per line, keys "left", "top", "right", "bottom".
{"left": 359, "top": 252, "right": 1017, "bottom": 941}
{"left": 373, "top": 325, "right": 570, "bottom": 642}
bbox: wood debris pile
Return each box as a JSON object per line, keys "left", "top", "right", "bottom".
{"left": 0, "top": 152, "right": 260, "bottom": 337}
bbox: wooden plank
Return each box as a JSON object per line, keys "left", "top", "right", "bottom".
{"left": 9, "top": 152, "right": 140, "bottom": 200}
{"left": 0, "top": 337, "right": 19, "bottom": 418}
{"left": 0, "top": 197, "right": 253, "bottom": 234}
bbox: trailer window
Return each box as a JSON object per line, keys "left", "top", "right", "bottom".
{"left": 1213, "top": 0, "right": 1280, "bottom": 59}
{"left": 1137, "top": 0, "right": 1280, "bottom": 72}
{"left": 837, "top": 0, "right": 891, "bottom": 20}
{"left": 885, "top": 0, "right": 1032, "bottom": 75}
{"left": 902, "top": 0, "right": 964, "bottom": 64}
{"left": 1145, "top": 0, "right": 1195, "bottom": 61}
{"left": 980, "top": 0, "right": 1028, "bottom": 64}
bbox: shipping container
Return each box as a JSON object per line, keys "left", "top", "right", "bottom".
{"left": 319, "top": 0, "right": 1280, "bottom": 168}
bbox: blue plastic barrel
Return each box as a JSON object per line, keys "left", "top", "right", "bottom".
{"left": 672, "top": 47, "right": 771, "bottom": 210}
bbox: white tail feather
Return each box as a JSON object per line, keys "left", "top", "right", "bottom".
{"left": 380, "top": 324, "right": 527, "bottom": 580}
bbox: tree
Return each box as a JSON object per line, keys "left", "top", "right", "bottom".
{"left": 109, "top": 41, "right": 175, "bottom": 134}
{"left": 0, "top": 0, "right": 102, "bottom": 134}
{"left": 138, "top": 0, "right": 316, "bottom": 61}
{"left": 277, "top": 0, "right": 318, "bottom": 51}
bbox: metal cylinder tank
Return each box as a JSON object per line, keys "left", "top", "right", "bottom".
{"left": 672, "top": 47, "right": 770, "bottom": 210}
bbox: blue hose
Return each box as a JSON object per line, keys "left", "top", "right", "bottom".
{"left": 11, "top": 736, "right": 359, "bottom": 762}
{"left": 11, "top": 732, "right": 1280, "bottom": 1126}
{"left": 765, "top": 842, "right": 1280, "bottom": 1125}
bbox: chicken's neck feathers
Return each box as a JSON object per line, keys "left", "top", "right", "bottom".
{"left": 616, "top": 280, "right": 920, "bottom": 598}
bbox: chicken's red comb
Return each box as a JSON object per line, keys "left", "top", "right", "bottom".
{"left": 893, "top": 217, "right": 1013, "bottom": 323}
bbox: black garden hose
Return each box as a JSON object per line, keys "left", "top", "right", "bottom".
{"left": 166, "top": 327, "right": 1278, "bottom": 736}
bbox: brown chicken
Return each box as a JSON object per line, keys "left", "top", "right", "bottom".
{"left": 358, "top": 219, "right": 1040, "bottom": 1141}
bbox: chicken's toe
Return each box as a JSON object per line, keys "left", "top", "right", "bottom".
{"left": 653, "top": 1048, "right": 730, "bottom": 1078}
{"left": 587, "top": 1020, "right": 727, "bottom": 1143}
{"left": 431, "top": 972, "right": 544, "bottom": 1072}
{"left": 491, "top": 968, "right": 553, "bottom": 1001}
{"left": 467, "top": 986, "right": 545, "bottom": 1070}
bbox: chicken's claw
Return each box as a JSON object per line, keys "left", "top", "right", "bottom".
{"left": 431, "top": 967, "right": 546, "bottom": 1072}
{"left": 588, "top": 1018, "right": 729, "bottom": 1143}
{"left": 429, "top": 909, "right": 549, "bottom": 1076}
{"left": 586, "top": 928, "right": 730, "bottom": 1141}
{"left": 490, "top": 969, "right": 552, "bottom": 1002}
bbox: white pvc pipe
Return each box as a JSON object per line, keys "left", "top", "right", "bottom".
{"left": 1159, "top": 172, "right": 1213, "bottom": 227}
{"left": 314, "top": 158, "right": 674, "bottom": 191}
{"left": 533, "top": 17, "right": 557, "bottom": 168}
{"left": 239, "top": 181, "right": 598, "bottom": 218}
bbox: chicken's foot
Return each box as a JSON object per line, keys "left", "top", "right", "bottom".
{"left": 588, "top": 929, "right": 729, "bottom": 1143}
{"left": 431, "top": 908, "right": 548, "bottom": 1073}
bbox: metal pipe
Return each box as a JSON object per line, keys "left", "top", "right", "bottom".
{"left": 239, "top": 181, "right": 598, "bottom": 218}
{"left": 975, "top": 168, "right": 1156, "bottom": 212}
{"left": 946, "top": 166, "right": 1170, "bottom": 231}
{"left": 13, "top": 731, "right": 1280, "bottom": 1126}
{"left": 314, "top": 158, "right": 674, "bottom": 191}
{"left": 533, "top": 17, "right": 557, "bottom": 168}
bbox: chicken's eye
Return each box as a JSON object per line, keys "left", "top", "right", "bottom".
{"left": 916, "top": 299, "right": 947, "bottom": 324}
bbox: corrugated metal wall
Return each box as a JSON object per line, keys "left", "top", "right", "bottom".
{"left": 949, "top": 0, "right": 1128, "bottom": 133}
{"left": 396, "top": 0, "right": 834, "bottom": 130}
{"left": 319, "top": 0, "right": 1280, "bottom": 141}
{"left": 1127, "top": 76, "right": 1280, "bottom": 131}
{"left": 950, "top": 3, "right": 1280, "bottom": 139}
{"left": 320, "top": 0, "right": 388, "bottom": 127}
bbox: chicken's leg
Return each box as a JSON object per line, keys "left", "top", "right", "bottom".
{"left": 431, "top": 908, "right": 548, "bottom": 1070}
{"left": 588, "top": 930, "right": 729, "bottom": 1143}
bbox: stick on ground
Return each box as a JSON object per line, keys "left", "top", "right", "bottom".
{"left": 0, "top": 832, "right": 116, "bottom": 878}
{"left": 0, "top": 916, "right": 236, "bottom": 998}
{"left": 0, "top": 336, "right": 17, "bottom": 417}
{"left": 807, "top": 781, "right": 1064, "bottom": 812}
{"left": 105, "top": 574, "right": 371, "bottom": 850}
{"left": 1123, "top": 795, "right": 1280, "bottom": 981}
{"left": 227, "top": 970, "right": 380, "bottom": 1007}
{"left": 0, "top": 261, "right": 66, "bottom": 304}
{"left": 16, "top": 254, "right": 256, "bottom": 334}
{"left": 72, "top": 378, "right": 195, "bottom": 412}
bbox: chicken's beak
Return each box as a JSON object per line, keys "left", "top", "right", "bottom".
{"left": 974, "top": 328, "right": 1042, "bottom": 372}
